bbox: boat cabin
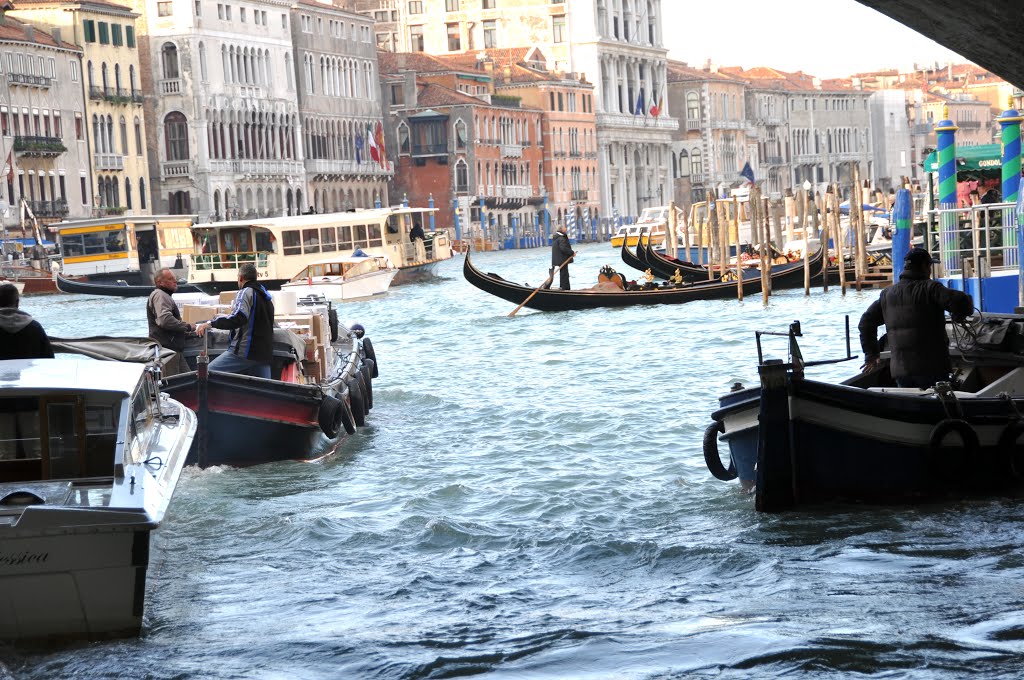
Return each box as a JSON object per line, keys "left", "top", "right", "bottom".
{"left": 188, "top": 207, "right": 443, "bottom": 291}
{"left": 51, "top": 216, "right": 195, "bottom": 279}
{"left": 289, "top": 256, "right": 389, "bottom": 282}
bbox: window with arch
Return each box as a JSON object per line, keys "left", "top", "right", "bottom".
{"left": 119, "top": 116, "right": 127, "bottom": 153}
{"left": 134, "top": 117, "right": 142, "bottom": 155}
{"left": 199, "top": 42, "right": 207, "bottom": 81}
{"left": 690, "top": 149, "right": 702, "bottom": 175}
{"left": 455, "top": 159, "right": 468, "bottom": 193}
{"left": 161, "top": 43, "right": 179, "bottom": 79}
{"left": 397, "top": 121, "right": 410, "bottom": 155}
{"left": 454, "top": 119, "right": 467, "bottom": 150}
{"left": 101, "top": 62, "right": 109, "bottom": 93}
{"left": 87, "top": 60, "right": 94, "bottom": 88}
{"left": 164, "top": 112, "right": 189, "bottom": 160}
{"left": 139, "top": 177, "right": 146, "bottom": 210}
{"left": 114, "top": 63, "right": 122, "bottom": 91}
{"left": 686, "top": 91, "right": 699, "bottom": 121}
{"left": 125, "top": 178, "right": 132, "bottom": 210}
{"left": 129, "top": 65, "right": 137, "bottom": 94}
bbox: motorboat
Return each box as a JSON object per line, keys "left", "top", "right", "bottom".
{"left": 609, "top": 206, "right": 684, "bottom": 249}
{"left": 280, "top": 252, "right": 398, "bottom": 302}
{"left": 704, "top": 315, "right": 1024, "bottom": 511}
{"left": 0, "top": 356, "right": 196, "bottom": 642}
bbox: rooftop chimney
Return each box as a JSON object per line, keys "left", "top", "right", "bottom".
{"left": 51, "top": 27, "right": 61, "bottom": 45}
{"left": 23, "top": 25, "right": 34, "bottom": 42}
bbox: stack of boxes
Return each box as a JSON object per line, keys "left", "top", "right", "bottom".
{"left": 174, "top": 291, "right": 333, "bottom": 385}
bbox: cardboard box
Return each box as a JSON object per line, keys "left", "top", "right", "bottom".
{"left": 219, "top": 290, "right": 239, "bottom": 305}
{"left": 302, "top": 335, "right": 317, "bottom": 361}
{"left": 182, "top": 304, "right": 218, "bottom": 324}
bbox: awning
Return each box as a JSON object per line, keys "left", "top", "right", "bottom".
{"left": 923, "top": 143, "right": 1002, "bottom": 172}
{"left": 2, "top": 237, "right": 55, "bottom": 247}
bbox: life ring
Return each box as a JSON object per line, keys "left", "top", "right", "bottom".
{"left": 997, "top": 420, "right": 1024, "bottom": 478}
{"left": 703, "top": 421, "right": 737, "bottom": 481}
{"left": 929, "top": 418, "right": 979, "bottom": 462}
{"left": 360, "top": 359, "right": 374, "bottom": 410}
{"left": 317, "top": 395, "right": 345, "bottom": 438}
{"left": 362, "top": 337, "right": 379, "bottom": 377}
{"left": 347, "top": 378, "right": 367, "bottom": 426}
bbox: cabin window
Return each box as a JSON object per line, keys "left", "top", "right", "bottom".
{"left": 309, "top": 265, "right": 324, "bottom": 277}
{"left": 282, "top": 229, "right": 302, "bottom": 255}
{"left": 320, "top": 227, "right": 337, "bottom": 251}
{"left": 302, "top": 228, "right": 320, "bottom": 254}
{"left": 325, "top": 263, "right": 342, "bottom": 275}
{"left": 254, "top": 230, "right": 275, "bottom": 253}
{"left": 338, "top": 225, "right": 353, "bottom": 249}
{"left": 222, "top": 229, "right": 251, "bottom": 253}
{"left": 354, "top": 224, "right": 368, "bottom": 246}
{"left": 368, "top": 223, "right": 382, "bottom": 247}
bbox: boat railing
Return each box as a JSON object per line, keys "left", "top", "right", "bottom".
{"left": 192, "top": 251, "right": 270, "bottom": 270}
{"left": 928, "top": 202, "right": 1019, "bottom": 276}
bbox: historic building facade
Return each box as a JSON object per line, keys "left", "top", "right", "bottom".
{"left": 128, "top": 0, "right": 304, "bottom": 220}
{"left": 292, "top": 0, "right": 389, "bottom": 212}
{"left": 12, "top": 0, "right": 153, "bottom": 217}
{"left": 0, "top": 10, "right": 91, "bottom": 231}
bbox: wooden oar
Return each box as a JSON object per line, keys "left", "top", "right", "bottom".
{"left": 508, "top": 253, "right": 575, "bottom": 317}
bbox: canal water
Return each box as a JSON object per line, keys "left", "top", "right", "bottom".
{"left": 4, "top": 243, "right": 1024, "bottom": 679}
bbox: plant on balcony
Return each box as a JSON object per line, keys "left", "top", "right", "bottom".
{"left": 491, "top": 94, "right": 521, "bottom": 108}
{"left": 14, "top": 139, "right": 67, "bottom": 155}
{"left": 106, "top": 94, "right": 133, "bottom": 105}
{"left": 102, "top": 206, "right": 127, "bottom": 216}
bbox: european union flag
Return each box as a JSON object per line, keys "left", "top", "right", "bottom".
{"left": 740, "top": 162, "right": 755, "bottom": 184}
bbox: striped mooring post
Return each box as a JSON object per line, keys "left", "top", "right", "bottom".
{"left": 935, "top": 106, "right": 960, "bottom": 272}
{"left": 998, "top": 98, "right": 1023, "bottom": 268}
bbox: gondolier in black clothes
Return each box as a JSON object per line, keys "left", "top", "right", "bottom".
{"left": 548, "top": 224, "right": 576, "bottom": 290}
{"left": 196, "top": 263, "right": 275, "bottom": 379}
{"left": 858, "top": 248, "right": 973, "bottom": 389}
{"left": 0, "top": 282, "right": 53, "bottom": 359}
{"left": 147, "top": 268, "right": 194, "bottom": 374}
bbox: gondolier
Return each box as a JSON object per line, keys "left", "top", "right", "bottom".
{"left": 549, "top": 225, "right": 575, "bottom": 290}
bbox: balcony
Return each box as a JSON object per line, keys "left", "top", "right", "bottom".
{"left": 689, "top": 173, "right": 705, "bottom": 185}
{"left": 412, "top": 143, "right": 447, "bottom": 157}
{"left": 686, "top": 118, "right": 701, "bottom": 131}
{"left": 95, "top": 153, "right": 124, "bottom": 170}
{"left": 571, "top": 189, "right": 588, "bottom": 201}
{"left": 14, "top": 136, "right": 66, "bottom": 157}
{"left": 763, "top": 155, "right": 784, "bottom": 165}
{"left": 956, "top": 120, "right": 982, "bottom": 130}
{"left": 9, "top": 72, "right": 51, "bottom": 88}
{"left": 500, "top": 185, "right": 530, "bottom": 199}
{"left": 758, "top": 116, "right": 783, "bottom": 126}
{"left": 304, "top": 158, "right": 391, "bottom": 177}
{"left": 501, "top": 143, "right": 523, "bottom": 157}
{"left": 161, "top": 160, "right": 193, "bottom": 179}
{"left": 160, "top": 78, "right": 182, "bottom": 95}
{"left": 912, "top": 123, "right": 933, "bottom": 135}
{"left": 209, "top": 159, "right": 304, "bottom": 177}
{"left": 105, "top": 88, "right": 135, "bottom": 105}
{"left": 596, "top": 112, "right": 679, "bottom": 131}
{"left": 131, "top": 91, "right": 144, "bottom": 104}
{"left": 29, "top": 199, "right": 68, "bottom": 217}
{"left": 710, "top": 119, "right": 744, "bottom": 130}
{"left": 89, "top": 85, "right": 104, "bottom": 100}
{"left": 568, "top": 150, "right": 582, "bottom": 158}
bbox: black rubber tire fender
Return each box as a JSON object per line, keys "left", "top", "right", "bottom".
{"left": 328, "top": 306, "right": 339, "bottom": 343}
{"left": 347, "top": 378, "right": 367, "bottom": 427}
{"left": 929, "top": 418, "right": 979, "bottom": 456}
{"left": 997, "top": 420, "right": 1024, "bottom": 478}
{"left": 317, "top": 395, "right": 344, "bottom": 439}
{"left": 362, "top": 337, "right": 378, "bottom": 377}
{"left": 338, "top": 388, "right": 356, "bottom": 435}
{"left": 361, "top": 359, "right": 374, "bottom": 410}
{"left": 703, "top": 420, "right": 737, "bottom": 481}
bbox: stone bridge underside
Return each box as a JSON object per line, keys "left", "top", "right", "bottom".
{"left": 856, "top": 0, "right": 1024, "bottom": 88}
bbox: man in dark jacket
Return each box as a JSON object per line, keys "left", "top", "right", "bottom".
{"left": 859, "top": 248, "right": 973, "bottom": 388}
{"left": 0, "top": 283, "right": 53, "bottom": 359}
{"left": 549, "top": 224, "right": 575, "bottom": 290}
{"left": 197, "top": 263, "right": 275, "bottom": 378}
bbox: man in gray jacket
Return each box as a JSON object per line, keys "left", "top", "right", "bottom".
{"left": 147, "top": 268, "right": 194, "bottom": 372}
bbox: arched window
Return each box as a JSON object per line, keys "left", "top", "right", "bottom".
{"left": 139, "top": 177, "right": 147, "bottom": 210}
{"left": 199, "top": 42, "right": 207, "bottom": 81}
{"left": 454, "top": 119, "right": 467, "bottom": 150}
{"left": 455, "top": 159, "right": 468, "bottom": 193}
{"left": 686, "top": 91, "right": 699, "bottom": 121}
{"left": 125, "top": 178, "right": 132, "bottom": 209}
{"left": 161, "top": 43, "right": 179, "bottom": 79}
{"left": 114, "top": 64, "right": 122, "bottom": 92}
{"left": 164, "top": 112, "right": 189, "bottom": 160}
{"left": 87, "top": 60, "right": 94, "bottom": 89}
{"left": 397, "top": 121, "right": 410, "bottom": 155}
{"left": 129, "top": 65, "right": 137, "bottom": 94}
{"left": 134, "top": 117, "right": 143, "bottom": 155}
{"left": 101, "top": 62, "right": 109, "bottom": 93}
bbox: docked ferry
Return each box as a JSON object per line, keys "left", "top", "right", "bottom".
{"left": 609, "top": 206, "right": 685, "bottom": 249}
{"left": 187, "top": 207, "right": 453, "bottom": 294}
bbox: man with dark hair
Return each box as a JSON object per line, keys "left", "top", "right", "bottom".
{"left": 0, "top": 282, "right": 54, "bottom": 359}
{"left": 196, "top": 263, "right": 275, "bottom": 378}
{"left": 859, "top": 248, "right": 974, "bottom": 388}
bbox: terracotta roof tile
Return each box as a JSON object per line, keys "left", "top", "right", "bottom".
{"left": 0, "top": 14, "right": 80, "bottom": 50}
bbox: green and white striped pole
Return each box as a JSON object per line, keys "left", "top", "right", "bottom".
{"left": 998, "top": 97, "right": 1022, "bottom": 268}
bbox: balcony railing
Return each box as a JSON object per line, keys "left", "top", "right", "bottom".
{"left": 161, "top": 160, "right": 193, "bottom": 178}
{"left": 95, "top": 153, "right": 124, "bottom": 170}
{"left": 763, "top": 155, "right": 784, "bottom": 165}
{"left": 412, "top": 143, "right": 447, "bottom": 156}
{"left": 28, "top": 199, "right": 68, "bottom": 217}
{"left": 9, "top": 72, "right": 51, "bottom": 88}
{"left": 571, "top": 189, "right": 588, "bottom": 201}
{"left": 209, "top": 159, "right": 304, "bottom": 177}
{"left": 956, "top": 120, "right": 982, "bottom": 130}
{"left": 596, "top": 112, "right": 679, "bottom": 131}
{"left": 160, "top": 78, "right": 182, "bottom": 95}
{"left": 500, "top": 185, "right": 530, "bottom": 199}
{"left": 689, "top": 173, "right": 705, "bottom": 185}
{"left": 686, "top": 118, "right": 701, "bottom": 131}
{"left": 131, "top": 91, "right": 144, "bottom": 104}
{"left": 501, "top": 143, "right": 522, "bottom": 157}
{"left": 14, "top": 136, "right": 66, "bottom": 157}
{"left": 89, "top": 85, "right": 104, "bottom": 100}
{"left": 304, "top": 158, "right": 391, "bottom": 176}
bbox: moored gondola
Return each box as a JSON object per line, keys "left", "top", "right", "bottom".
{"left": 463, "top": 247, "right": 821, "bottom": 312}
{"left": 56, "top": 272, "right": 202, "bottom": 297}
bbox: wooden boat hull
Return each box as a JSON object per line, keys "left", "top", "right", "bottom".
{"left": 463, "top": 249, "right": 811, "bottom": 312}
{"left": 56, "top": 273, "right": 202, "bottom": 297}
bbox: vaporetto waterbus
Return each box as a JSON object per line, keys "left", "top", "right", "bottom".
{"left": 187, "top": 207, "right": 453, "bottom": 294}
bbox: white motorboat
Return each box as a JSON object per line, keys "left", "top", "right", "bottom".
{"left": 0, "top": 357, "right": 196, "bottom": 642}
{"left": 280, "top": 252, "right": 398, "bottom": 302}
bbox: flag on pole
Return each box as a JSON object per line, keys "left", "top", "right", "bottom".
{"left": 634, "top": 91, "right": 644, "bottom": 116}
{"left": 651, "top": 94, "right": 664, "bottom": 118}
{"left": 374, "top": 121, "right": 387, "bottom": 169}
{"left": 740, "top": 161, "right": 756, "bottom": 185}
{"left": 367, "top": 123, "right": 380, "bottom": 165}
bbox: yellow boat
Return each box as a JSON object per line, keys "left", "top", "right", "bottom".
{"left": 609, "top": 206, "right": 682, "bottom": 248}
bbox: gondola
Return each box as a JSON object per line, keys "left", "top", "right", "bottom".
{"left": 463, "top": 247, "right": 822, "bottom": 312}
{"left": 55, "top": 272, "right": 202, "bottom": 296}
{"left": 619, "top": 238, "right": 712, "bottom": 282}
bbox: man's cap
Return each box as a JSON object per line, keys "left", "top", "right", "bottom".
{"left": 904, "top": 248, "right": 934, "bottom": 267}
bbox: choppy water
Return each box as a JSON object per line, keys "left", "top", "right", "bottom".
{"left": 4, "top": 243, "right": 1024, "bottom": 679}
